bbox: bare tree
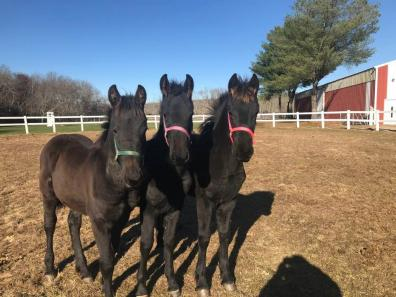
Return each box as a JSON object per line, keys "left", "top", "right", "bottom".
{"left": 0, "top": 65, "right": 107, "bottom": 116}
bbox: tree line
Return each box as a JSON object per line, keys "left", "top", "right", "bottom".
{"left": 251, "top": 0, "right": 380, "bottom": 114}
{"left": 0, "top": 65, "right": 108, "bottom": 116}
{"left": 0, "top": 65, "right": 229, "bottom": 117}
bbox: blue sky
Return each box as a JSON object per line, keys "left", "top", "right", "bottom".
{"left": 1, "top": 0, "right": 395, "bottom": 101}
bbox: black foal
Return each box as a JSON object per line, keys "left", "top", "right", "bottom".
{"left": 135, "top": 74, "right": 194, "bottom": 297}
{"left": 191, "top": 74, "right": 259, "bottom": 297}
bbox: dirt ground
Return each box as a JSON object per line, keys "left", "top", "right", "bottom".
{"left": 0, "top": 126, "right": 395, "bottom": 297}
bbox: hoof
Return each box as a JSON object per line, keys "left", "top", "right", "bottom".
{"left": 83, "top": 276, "right": 93, "bottom": 283}
{"left": 43, "top": 274, "right": 55, "bottom": 286}
{"left": 223, "top": 282, "right": 237, "bottom": 292}
{"left": 136, "top": 288, "right": 149, "bottom": 297}
{"left": 197, "top": 288, "right": 210, "bottom": 297}
{"left": 169, "top": 289, "right": 181, "bottom": 297}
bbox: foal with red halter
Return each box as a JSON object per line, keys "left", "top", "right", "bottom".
{"left": 191, "top": 74, "right": 259, "bottom": 297}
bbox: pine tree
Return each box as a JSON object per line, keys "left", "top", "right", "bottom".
{"left": 253, "top": 0, "right": 380, "bottom": 115}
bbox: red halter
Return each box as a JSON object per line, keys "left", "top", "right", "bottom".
{"left": 163, "top": 116, "right": 190, "bottom": 146}
{"left": 227, "top": 112, "right": 255, "bottom": 144}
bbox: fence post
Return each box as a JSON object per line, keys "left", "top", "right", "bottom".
{"left": 154, "top": 115, "right": 158, "bottom": 130}
{"left": 24, "top": 116, "right": 29, "bottom": 134}
{"left": 375, "top": 110, "right": 380, "bottom": 131}
{"left": 347, "top": 110, "right": 351, "bottom": 130}
{"left": 52, "top": 117, "right": 56, "bottom": 133}
{"left": 272, "top": 112, "right": 275, "bottom": 128}
{"left": 321, "top": 111, "right": 325, "bottom": 128}
{"left": 80, "top": 115, "right": 84, "bottom": 132}
{"left": 296, "top": 112, "right": 300, "bottom": 128}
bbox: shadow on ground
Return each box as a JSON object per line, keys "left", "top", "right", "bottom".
{"left": 57, "top": 215, "right": 141, "bottom": 281}
{"left": 57, "top": 191, "right": 274, "bottom": 296}
{"left": 259, "top": 255, "right": 342, "bottom": 297}
{"left": 127, "top": 190, "right": 275, "bottom": 295}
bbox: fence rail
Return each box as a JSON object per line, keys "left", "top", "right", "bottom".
{"left": 0, "top": 110, "right": 395, "bottom": 134}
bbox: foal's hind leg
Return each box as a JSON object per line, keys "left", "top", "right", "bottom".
{"left": 163, "top": 210, "right": 181, "bottom": 297}
{"left": 215, "top": 199, "right": 237, "bottom": 291}
{"left": 42, "top": 197, "right": 58, "bottom": 282}
{"left": 67, "top": 210, "right": 92, "bottom": 282}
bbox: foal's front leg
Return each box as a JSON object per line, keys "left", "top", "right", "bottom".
{"left": 195, "top": 195, "right": 214, "bottom": 297}
{"left": 163, "top": 210, "right": 181, "bottom": 297}
{"left": 91, "top": 220, "right": 115, "bottom": 297}
{"left": 111, "top": 207, "right": 131, "bottom": 255}
{"left": 216, "top": 199, "right": 237, "bottom": 291}
{"left": 136, "top": 205, "right": 156, "bottom": 297}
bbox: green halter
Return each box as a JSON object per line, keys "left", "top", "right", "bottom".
{"left": 114, "top": 138, "right": 140, "bottom": 161}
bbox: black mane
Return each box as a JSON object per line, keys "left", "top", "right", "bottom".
{"left": 199, "top": 76, "right": 254, "bottom": 135}
{"left": 199, "top": 92, "right": 229, "bottom": 135}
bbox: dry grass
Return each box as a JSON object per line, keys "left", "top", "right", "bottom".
{"left": 0, "top": 126, "right": 395, "bottom": 297}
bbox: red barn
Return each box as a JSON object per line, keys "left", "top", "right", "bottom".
{"left": 294, "top": 60, "right": 396, "bottom": 124}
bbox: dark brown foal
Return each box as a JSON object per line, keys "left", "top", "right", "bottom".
{"left": 39, "top": 84, "right": 147, "bottom": 297}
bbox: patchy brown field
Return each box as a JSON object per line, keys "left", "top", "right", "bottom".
{"left": 0, "top": 126, "right": 395, "bottom": 297}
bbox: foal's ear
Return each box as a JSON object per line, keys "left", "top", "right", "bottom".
{"left": 108, "top": 84, "right": 121, "bottom": 106}
{"left": 135, "top": 85, "right": 147, "bottom": 107}
{"left": 184, "top": 74, "right": 194, "bottom": 99}
{"left": 228, "top": 73, "right": 240, "bottom": 97}
{"left": 160, "top": 74, "right": 170, "bottom": 97}
{"left": 248, "top": 74, "right": 259, "bottom": 96}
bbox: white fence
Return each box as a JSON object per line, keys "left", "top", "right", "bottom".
{"left": 0, "top": 110, "right": 395, "bottom": 134}
{"left": 256, "top": 110, "right": 396, "bottom": 131}
{"left": 0, "top": 114, "right": 212, "bottom": 134}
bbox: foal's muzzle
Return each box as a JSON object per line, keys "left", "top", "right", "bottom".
{"left": 233, "top": 133, "right": 254, "bottom": 162}
{"left": 169, "top": 136, "right": 190, "bottom": 166}
{"left": 122, "top": 158, "right": 143, "bottom": 188}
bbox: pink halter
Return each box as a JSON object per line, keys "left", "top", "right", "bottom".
{"left": 227, "top": 112, "right": 255, "bottom": 144}
{"left": 163, "top": 116, "right": 190, "bottom": 146}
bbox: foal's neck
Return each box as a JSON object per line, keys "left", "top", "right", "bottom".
{"left": 152, "top": 115, "right": 170, "bottom": 152}
{"left": 210, "top": 98, "right": 241, "bottom": 172}
{"left": 100, "top": 133, "right": 126, "bottom": 190}
{"left": 212, "top": 99, "right": 232, "bottom": 151}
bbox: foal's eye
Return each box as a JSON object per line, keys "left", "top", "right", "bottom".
{"left": 113, "top": 129, "right": 118, "bottom": 134}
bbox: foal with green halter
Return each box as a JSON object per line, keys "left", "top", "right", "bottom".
{"left": 39, "top": 84, "right": 147, "bottom": 297}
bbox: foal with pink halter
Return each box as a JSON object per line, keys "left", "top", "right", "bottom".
{"left": 136, "top": 74, "right": 194, "bottom": 297}
{"left": 227, "top": 112, "right": 255, "bottom": 144}
{"left": 163, "top": 116, "right": 191, "bottom": 146}
{"left": 191, "top": 74, "right": 259, "bottom": 297}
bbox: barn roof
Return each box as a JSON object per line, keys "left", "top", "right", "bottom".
{"left": 296, "top": 67, "right": 375, "bottom": 99}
